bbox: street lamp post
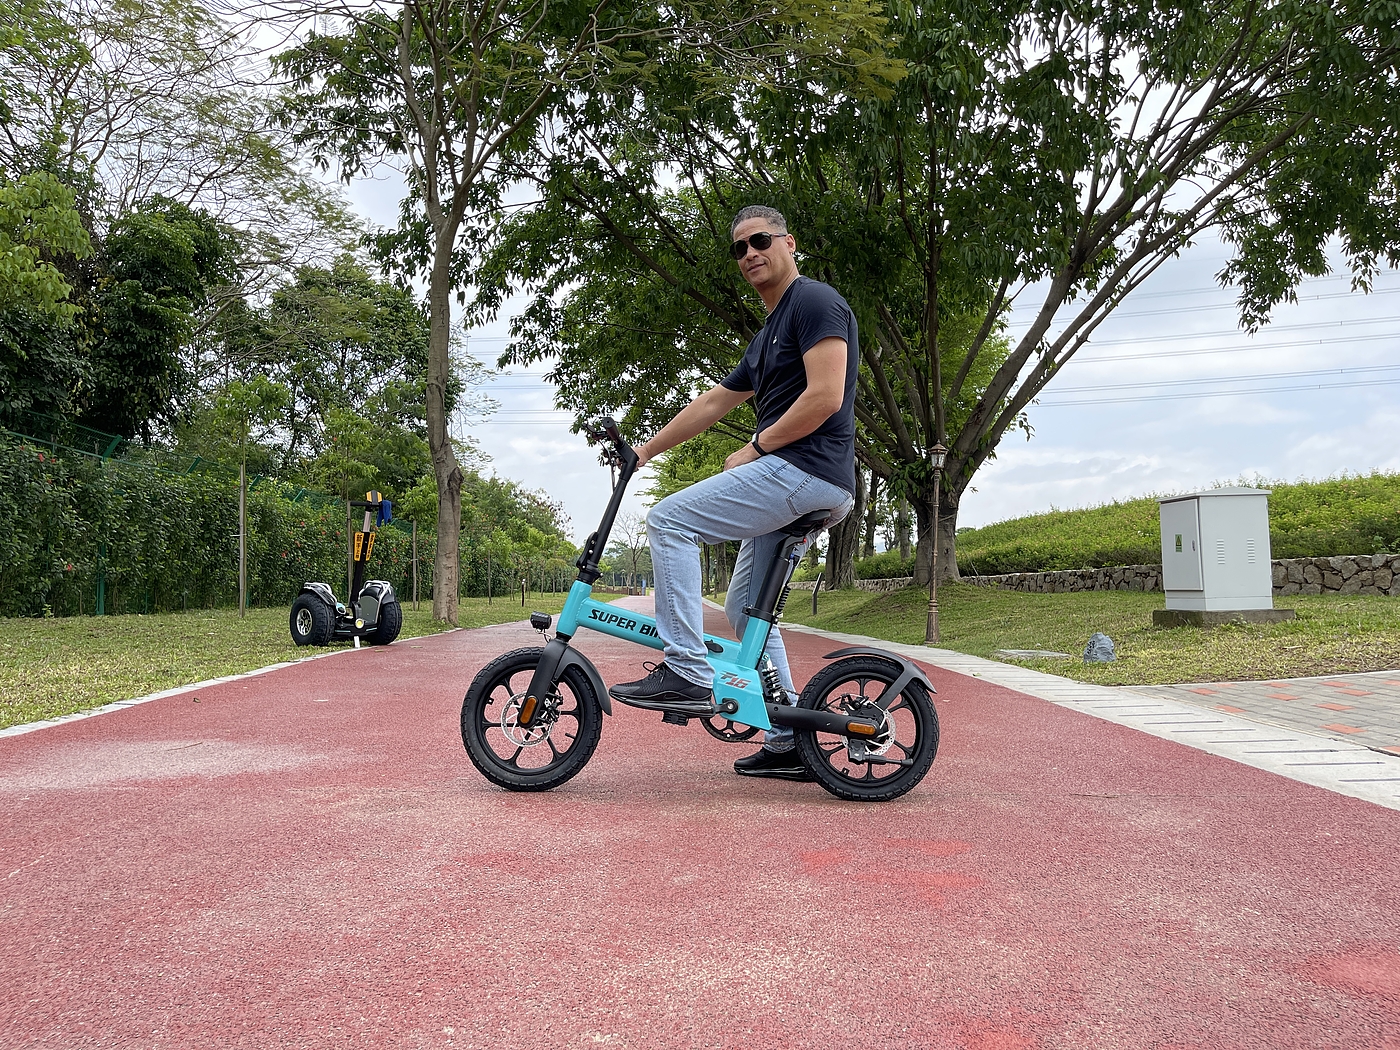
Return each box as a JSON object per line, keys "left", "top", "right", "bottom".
{"left": 924, "top": 443, "right": 949, "bottom": 646}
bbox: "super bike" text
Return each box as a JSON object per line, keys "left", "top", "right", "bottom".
{"left": 588, "top": 608, "right": 659, "bottom": 637}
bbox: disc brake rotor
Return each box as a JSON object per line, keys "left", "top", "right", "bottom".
{"left": 840, "top": 691, "right": 897, "bottom": 757}
{"left": 501, "top": 692, "right": 556, "bottom": 748}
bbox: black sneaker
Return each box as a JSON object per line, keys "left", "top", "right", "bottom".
{"left": 610, "top": 662, "right": 715, "bottom": 717}
{"left": 733, "top": 747, "right": 813, "bottom": 782}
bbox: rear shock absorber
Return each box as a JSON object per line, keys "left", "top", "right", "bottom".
{"left": 757, "top": 652, "right": 787, "bottom": 705}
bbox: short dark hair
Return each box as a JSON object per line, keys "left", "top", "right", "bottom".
{"left": 730, "top": 205, "right": 788, "bottom": 238}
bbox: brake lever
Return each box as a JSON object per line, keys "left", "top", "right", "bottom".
{"left": 583, "top": 417, "right": 615, "bottom": 445}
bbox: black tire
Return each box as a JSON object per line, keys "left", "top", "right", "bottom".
{"left": 367, "top": 600, "right": 402, "bottom": 645}
{"left": 290, "top": 594, "right": 333, "bottom": 646}
{"left": 461, "top": 647, "right": 604, "bottom": 792}
{"left": 792, "top": 655, "right": 939, "bottom": 802}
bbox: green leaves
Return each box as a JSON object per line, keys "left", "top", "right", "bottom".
{"left": 0, "top": 171, "right": 91, "bottom": 321}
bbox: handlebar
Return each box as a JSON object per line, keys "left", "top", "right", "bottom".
{"left": 584, "top": 417, "right": 639, "bottom": 470}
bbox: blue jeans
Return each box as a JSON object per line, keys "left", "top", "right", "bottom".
{"left": 646, "top": 457, "right": 854, "bottom": 751}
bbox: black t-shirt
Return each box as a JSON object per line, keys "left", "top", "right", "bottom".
{"left": 721, "top": 276, "right": 858, "bottom": 495}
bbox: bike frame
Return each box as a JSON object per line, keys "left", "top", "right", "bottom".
{"left": 554, "top": 579, "right": 776, "bottom": 729}
{"left": 519, "top": 419, "right": 803, "bottom": 732}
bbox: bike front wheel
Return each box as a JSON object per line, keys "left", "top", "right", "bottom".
{"left": 461, "top": 647, "right": 604, "bottom": 791}
{"left": 792, "top": 655, "right": 939, "bottom": 802}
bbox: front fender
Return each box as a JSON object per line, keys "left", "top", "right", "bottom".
{"left": 822, "top": 645, "right": 936, "bottom": 708}
{"left": 526, "top": 637, "right": 612, "bottom": 718}
{"left": 300, "top": 582, "right": 337, "bottom": 609}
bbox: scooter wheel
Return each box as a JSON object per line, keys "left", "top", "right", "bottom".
{"left": 290, "top": 594, "right": 333, "bottom": 646}
{"left": 701, "top": 716, "right": 761, "bottom": 743}
{"left": 792, "top": 655, "right": 938, "bottom": 802}
{"left": 461, "top": 647, "right": 604, "bottom": 792}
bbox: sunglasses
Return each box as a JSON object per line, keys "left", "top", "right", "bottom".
{"left": 729, "top": 230, "right": 786, "bottom": 260}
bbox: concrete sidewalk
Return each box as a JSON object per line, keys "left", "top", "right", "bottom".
{"left": 772, "top": 613, "right": 1400, "bottom": 811}
{"left": 1128, "top": 670, "right": 1400, "bottom": 750}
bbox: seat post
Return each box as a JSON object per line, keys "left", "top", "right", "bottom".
{"left": 743, "top": 509, "right": 832, "bottom": 624}
{"left": 746, "top": 535, "right": 807, "bottom": 623}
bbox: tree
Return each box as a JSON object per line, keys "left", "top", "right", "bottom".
{"left": 84, "top": 197, "right": 242, "bottom": 438}
{"left": 606, "top": 512, "right": 652, "bottom": 590}
{"left": 275, "top": 0, "right": 901, "bottom": 622}
{"left": 274, "top": 0, "right": 623, "bottom": 624}
{"left": 0, "top": 0, "right": 352, "bottom": 296}
{"left": 205, "top": 376, "right": 290, "bottom": 616}
{"left": 477, "top": 0, "right": 1400, "bottom": 585}
{"left": 218, "top": 255, "right": 481, "bottom": 470}
{"left": 0, "top": 171, "right": 92, "bottom": 423}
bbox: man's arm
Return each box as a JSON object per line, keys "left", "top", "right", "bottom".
{"left": 722, "top": 337, "right": 847, "bottom": 471}
{"left": 635, "top": 383, "right": 752, "bottom": 467}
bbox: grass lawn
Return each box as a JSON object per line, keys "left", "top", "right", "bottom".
{"left": 1, "top": 593, "right": 586, "bottom": 731}
{"left": 778, "top": 583, "right": 1400, "bottom": 686}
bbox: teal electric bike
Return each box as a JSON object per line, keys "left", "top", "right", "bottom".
{"left": 459, "top": 419, "right": 940, "bottom": 801}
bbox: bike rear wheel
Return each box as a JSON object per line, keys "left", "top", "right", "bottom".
{"left": 792, "top": 655, "right": 938, "bottom": 802}
{"left": 461, "top": 647, "right": 603, "bottom": 791}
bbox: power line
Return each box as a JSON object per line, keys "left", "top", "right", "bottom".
{"left": 1073, "top": 330, "right": 1396, "bottom": 364}
{"left": 1051, "top": 363, "right": 1400, "bottom": 395}
{"left": 1035, "top": 313, "right": 1400, "bottom": 348}
{"left": 1008, "top": 285, "right": 1400, "bottom": 325}
{"left": 1038, "top": 376, "right": 1400, "bottom": 407}
{"left": 1077, "top": 271, "right": 1400, "bottom": 303}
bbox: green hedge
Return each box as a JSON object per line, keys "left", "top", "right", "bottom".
{"left": 0, "top": 436, "right": 584, "bottom": 617}
{"left": 855, "top": 551, "right": 917, "bottom": 579}
{"left": 955, "top": 473, "right": 1400, "bottom": 575}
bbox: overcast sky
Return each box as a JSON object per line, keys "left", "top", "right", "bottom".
{"left": 345, "top": 175, "right": 1399, "bottom": 543}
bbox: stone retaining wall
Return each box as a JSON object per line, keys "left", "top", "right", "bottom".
{"left": 1274, "top": 555, "right": 1400, "bottom": 596}
{"left": 960, "top": 565, "right": 1162, "bottom": 594}
{"left": 787, "top": 577, "right": 911, "bottom": 594}
{"left": 790, "top": 553, "right": 1400, "bottom": 597}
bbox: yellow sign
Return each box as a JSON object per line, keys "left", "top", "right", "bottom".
{"left": 365, "top": 490, "right": 381, "bottom": 504}
{"left": 365, "top": 532, "right": 376, "bottom": 561}
{"left": 354, "top": 531, "right": 365, "bottom": 560}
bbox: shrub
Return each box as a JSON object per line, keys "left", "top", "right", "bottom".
{"left": 855, "top": 551, "right": 916, "bottom": 579}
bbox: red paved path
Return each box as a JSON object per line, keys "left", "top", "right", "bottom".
{"left": 3, "top": 604, "right": 1400, "bottom": 1049}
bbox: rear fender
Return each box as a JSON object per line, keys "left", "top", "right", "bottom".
{"left": 524, "top": 637, "right": 611, "bottom": 720}
{"left": 821, "top": 646, "right": 936, "bottom": 709}
{"left": 359, "top": 580, "right": 397, "bottom": 605}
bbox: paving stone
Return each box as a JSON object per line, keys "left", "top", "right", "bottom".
{"left": 1128, "top": 669, "right": 1400, "bottom": 747}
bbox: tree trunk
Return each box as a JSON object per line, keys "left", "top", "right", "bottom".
{"left": 701, "top": 543, "right": 711, "bottom": 595}
{"left": 426, "top": 243, "right": 464, "bottom": 624}
{"left": 824, "top": 467, "right": 865, "bottom": 588}
{"left": 862, "top": 470, "right": 879, "bottom": 559}
{"left": 911, "top": 487, "right": 961, "bottom": 586}
{"left": 896, "top": 499, "right": 911, "bottom": 560}
{"left": 238, "top": 460, "right": 246, "bottom": 618}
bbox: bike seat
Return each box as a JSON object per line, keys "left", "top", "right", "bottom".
{"left": 780, "top": 510, "right": 832, "bottom": 536}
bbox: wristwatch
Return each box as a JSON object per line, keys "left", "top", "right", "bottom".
{"left": 751, "top": 437, "right": 767, "bottom": 456}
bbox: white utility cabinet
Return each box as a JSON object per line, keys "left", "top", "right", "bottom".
{"left": 1158, "top": 488, "right": 1275, "bottom": 611}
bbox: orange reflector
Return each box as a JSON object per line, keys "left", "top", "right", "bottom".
{"left": 847, "top": 721, "right": 877, "bottom": 735}
{"left": 520, "top": 695, "right": 538, "bottom": 723}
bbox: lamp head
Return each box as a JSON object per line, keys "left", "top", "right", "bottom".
{"left": 929, "top": 443, "right": 949, "bottom": 471}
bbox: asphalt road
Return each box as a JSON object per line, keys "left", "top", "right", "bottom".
{"left": 2, "top": 604, "right": 1399, "bottom": 1049}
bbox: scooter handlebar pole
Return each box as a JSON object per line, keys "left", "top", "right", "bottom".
{"left": 575, "top": 419, "right": 639, "bottom": 583}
